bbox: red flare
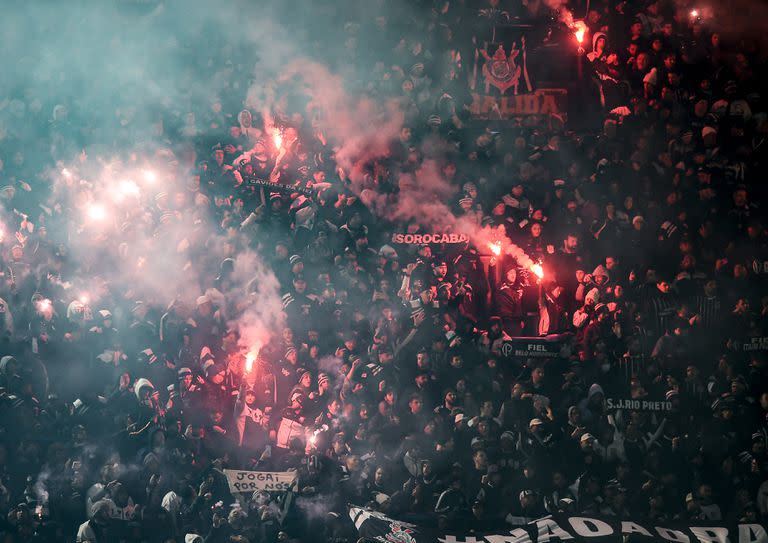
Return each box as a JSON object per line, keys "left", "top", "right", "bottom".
{"left": 245, "top": 350, "right": 259, "bottom": 373}
{"left": 272, "top": 129, "right": 283, "bottom": 151}
{"left": 573, "top": 21, "right": 587, "bottom": 44}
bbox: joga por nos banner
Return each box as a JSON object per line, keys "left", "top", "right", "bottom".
{"left": 391, "top": 233, "right": 469, "bottom": 245}
{"left": 349, "top": 507, "right": 768, "bottom": 543}
{"left": 224, "top": 469, "right": 297, "bottom": 494}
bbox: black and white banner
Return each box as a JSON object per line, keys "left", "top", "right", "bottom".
{"left": 349, "top": 507, "right": 768, "bottom": 543}
{"left": 604, "top": 397, "right": 674, "bottom": 412}
{"left": 500, "top": 334, "right": 571, "bottom": 359}
{"left": 735, "top": 337, "right": 768, "bottom": 353}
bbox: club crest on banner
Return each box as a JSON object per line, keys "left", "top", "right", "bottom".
{"left": 386, "top": 523, "right": 417, "bottom": 543}
{"left": 467, "top": 25, "right": 567, "bottom": 121}
{"left": 480, "top": 41, "right": 529, "bottom": 95}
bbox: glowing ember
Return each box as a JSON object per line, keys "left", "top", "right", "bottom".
{"left": 142, "top": 170, "right": 157, "bottom": 183}
{"left": 573, "top": 21, "right": 587, "bottom": 44}
{"left": 87, "top": 204, "right": 107, "bottom": 221}
{"left": 530, "top": 263, "right": 544, "bottom": 280}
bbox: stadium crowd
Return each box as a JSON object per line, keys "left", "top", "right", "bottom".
{"left": 0, "top": 0, "right": 767, "bottom": 541}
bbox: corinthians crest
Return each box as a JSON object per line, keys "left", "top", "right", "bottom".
{"left": 473, "top": 35, "right": 533, "bottom": 96}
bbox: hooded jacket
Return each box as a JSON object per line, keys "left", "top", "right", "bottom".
{"left": 0, "top": 355, "right": 21, "bottom": 393}
{"left": 0, "top": 297, "right": 14, "bottom": 338}
{"left": 587, "top": 32, "right": 607, "bottom": 63}
{"left": 592, "top": 265, "right": 610, "bottom": 283}
{"left": 578, "top": 383, "right": 605, "bottom": 424}
{"left": 134, "top": 378, "right": 156, "bottom": 408}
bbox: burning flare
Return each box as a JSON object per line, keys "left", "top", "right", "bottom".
{"left": 87, "top": 204, "right": 107, "bottom": 222}
{"left": 142, "top": 170, "right": 157, "bottom": 183}
{"left": 572, "top": 20, "right": 587, "bottom": 44}
{"left": 245, "top": 350, "right": 257, "bottom": 373}
{"left": 530, "top": 263, "right": 544, "bottom": 280}
{"left": 489, "top": 242, "right": 502, "bottom": 257}
{"left": 118, "top": 179, "right": 140, "bottom": 197}
{"left": 272, "top": 129, "right": 283, "bottom": 151}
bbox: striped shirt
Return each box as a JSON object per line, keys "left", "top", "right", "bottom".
{"left": 693, "top": 295, "right": 721, "bottom": 329}
{"left": 647, "top": 294, "right": 678, "bottom": 337}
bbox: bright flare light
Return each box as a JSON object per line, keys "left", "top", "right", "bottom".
{"left": 530, "top": 263, "right": 544, "bottom": 280}
{"left": 118, "top": 179, "right": 140, "bottom": 197}
{"left": 573, "top": 21, "right": 587, "bottom": 44}
{"left": 690, "top": 9, "right": 699, "bottom": 17}
{"left": 79, "top": 294, "right": 89, "bottom": 304}
{"left": 142, "top": 170, "right": 157, "bottom": 183}
{"left": 87, "top": 204, "right": 107, "bottom": 222}
{"left": 272, "top": 129, "right": 283, "bottom": 150}
{"left": 38, "top": 298, "right": 52, "bottom": 311}
{"left": 61, "top": 168, "right": 73, "bottom": 179}
{"left": 245, "top": 351, "right": 257, "bottom": 373}
{"left": 489, "top": 242, "right": 502, "bottom": 256}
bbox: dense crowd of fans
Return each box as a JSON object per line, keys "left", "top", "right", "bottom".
{"left": 0, "top": 0, "right": 767, "bottom": 541}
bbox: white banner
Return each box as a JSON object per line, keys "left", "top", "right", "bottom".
{"left": 224, "top": 469, "right": 297, "bottom": 493}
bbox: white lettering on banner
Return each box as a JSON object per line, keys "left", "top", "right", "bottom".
{"left": 743, "top": 338, "right": 768, "bottom": 352}
{"left": 391, "top": 232, "right": 469, "bottom": 245}
{"left": 485, "top": 528, "right": 531, "bottom": 543}
{"left": 656, "top": 527, "right": 691, "bottom": 542}
{"left": 568, "top": 517, "right": 614, "bottom": 537}
{"left": 534, "top": 519, "right": 574, "bottom": 542}
{"left": 739, "top": 524, "right": 768, "bottom": 543}
{"left": 605, "top": 398, "right": 673, "bottom": 412}
{"left": 485, "top": 529, "right": 533, "bottom": 543}
{"left": 620, "top": 522, "right": 654, "bottom": 537}
{"left": 690, "top": 527, "right": 730, "bottom": 543}
{"left": 350, "top": 507, "right": 768, "bottom": 543}
{"left": 223, "top": 469, "right": 297, "bottom": 493}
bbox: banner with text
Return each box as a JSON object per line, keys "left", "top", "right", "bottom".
{"left": 734, "top": 336, "right": 768, "bottom": 353}
{"left": 224, "top": 470, "right": 297, "bottom": 494}
{"left": 605, "top": 397, "right": 674, "bottom": 412}
{"left": 391, "top": 233, "right": 469, "bottom": 245}
{"left": 500, "top": 334, "right": 571, "bottom": 359}
{"left": 349, "top": 507, "right": 768, "bottom": 543}
{"left": 467, "top": 24, "right": 567, "bottom": 121}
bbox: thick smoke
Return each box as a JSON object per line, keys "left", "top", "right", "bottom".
{"left": 228, "top": 252, "right": 285, "bottom": 359}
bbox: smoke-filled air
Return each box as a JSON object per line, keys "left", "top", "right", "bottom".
{"left": 0, "top": 0, "right": 766, "bottom": 542}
